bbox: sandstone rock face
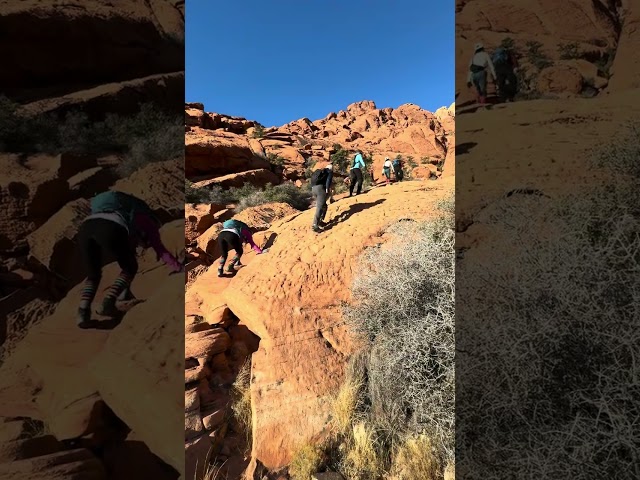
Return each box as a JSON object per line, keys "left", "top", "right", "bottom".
{"left": 0, "top": 0, "right": 184, "bottom": 104}
{"left": 608, "top": 0, "right": 640, "bottom": 92}
{"left": 0, "top": 447, "right": 107, "bottom": 479}
{"left": 215, "top": 180, "right": 454, "bottom": 472}
{"left": 456, "top": 0, "right": 621, "bottom": 102}
{"left": 186, "top": 129, "right": 270, "bottom": 178}
{"left": 193, "top": 168, "right": 281, "bottom": 190}
{"left": 90, "top": 273, "right": 185, "bottom": 475}
{"left": 26, "top": 198, "right": 92, "bottom": 285}
{"left": 0, "top": 153, "right": 185, "bottom": 479}
{"left": 19, "top": 72, "right": 185, "bottom": 119}
{"left": 112, "top": 158, "right": 184, "bottom": 222}
{"left": 185, "top": 100, "right": 454, "bottom": 184}
{"left": 0, "top": 154, "right": 72, "bottom": 252}
{"left": 234, "top": 203, "right": 299, "bottom": 232}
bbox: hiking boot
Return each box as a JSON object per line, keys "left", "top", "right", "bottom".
{"left": 226, "top": 263, "right": 236, "bottom": 273}
{"left": 312, "top": 225, "right": 321, "bottom": 233}
{"left": 217, "top": 267, "right": 224, "bottom": 277}
{"left": 117, "top": 288, "right": 135, "bottom": 302}
{"left": 96, "top": 297, "right": 118, "bottom": 317}
{"left": 77, "top": 308, "right": 91, "bottom": 328}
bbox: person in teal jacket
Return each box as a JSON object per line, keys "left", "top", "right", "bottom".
{"left": 349, "top": 150, "right": 366, "bottom": 196}
{"left": 217, "top": 219, "right": 263, "bottom": 276}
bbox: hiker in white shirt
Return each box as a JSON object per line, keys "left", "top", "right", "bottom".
{"left": 382, "top": 157, "right": 393, "bottom": 186}
{"left": 467, "top": 43, "right": 497, "bottom": 105}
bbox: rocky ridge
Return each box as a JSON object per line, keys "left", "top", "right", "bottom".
{"left": 185, "top": 100, "right": 455, "bottom": 187}
{"left": 456, "top": 0, "right": 640, "bottom": 104}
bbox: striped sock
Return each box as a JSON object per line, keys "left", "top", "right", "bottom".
{"left": 104, "top": 272, "right": 134, "bottom": 302}
{"left": 79, "top": 279, "right": 98, "bottom": 310}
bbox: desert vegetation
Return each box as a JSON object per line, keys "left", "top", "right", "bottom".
{"left": 457, "top": 124, "right": 640, "bottom": 479}
{"left": 185, "top": 181, "right": 312, "bottom": 213}
{"left": 0, "top": 96, "right": 183, "bottom": 176}
{"left": 289, "top": 197, "right": 455, "bottom": 480}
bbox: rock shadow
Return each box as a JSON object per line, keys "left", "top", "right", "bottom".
{"left": 322, "top": 199, "right": 386, "bottom": 232}
{"left": 457, "top": 142, "right": 478, "bottom": 155}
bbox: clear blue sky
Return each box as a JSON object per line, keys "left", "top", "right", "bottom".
{"left": 186, "top": 0, "right": 454, "bottom": 127}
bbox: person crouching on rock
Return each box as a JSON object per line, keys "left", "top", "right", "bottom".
{"left": 309, "top": 163, "right": 334, "bottom": 233}
{"left": 217, "top": 219, "right": 263, "bottom": 277}
{"left": 76, "top": 191, "right": 183, "bottom": 328}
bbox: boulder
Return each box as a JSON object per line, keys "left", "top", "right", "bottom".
{"left": 90, "top": 274, "right": 185, "bottom": 476}
{"left": 0, "top": 154, "right": 72, "bottom": 251}
{"left": 537, "top": 64, "right": 584, "bottom": 95}
{"left": 193, "top": 169, "right": 281, "bottom": 190}
{"left": 26, "top": 198, "right": 91, "bottom": 284}
{"left": 185, "top": 204, "right": 226, "bottom": 244}
{"left": 185, "top": 129, "right": 270, "bottom": 178}
{"left": 234, "top": 203, "right": 299, "bottom": 232}
{"left": 112, "top": 158, "right": 184, "bottom": 222}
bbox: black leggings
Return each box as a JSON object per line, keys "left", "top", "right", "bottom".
{"left": 218, "top": 231, "right": 243, "bottom": 264}
{"left": 76, "top": 218, "right": 138, "bottom": 282}
{"left": 349, "top": 168, "right": 363, "bottom": 195}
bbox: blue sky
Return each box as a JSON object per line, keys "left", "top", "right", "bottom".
{"left": 186, "top": 1, "right": 454, "bottom": 126}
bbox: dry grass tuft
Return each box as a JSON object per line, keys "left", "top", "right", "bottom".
{"left": 342, "top": 422, "right": 384, "bottom": 480}
{"left": 289, "top": 443, "right": 323, "bottom": 480}
{"left": 389, "top": 435, "right": 442, "bottom": 480}
{"left": 230, "top": 359, "right": 253, "bottom": 446}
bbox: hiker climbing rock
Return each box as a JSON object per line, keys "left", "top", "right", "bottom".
{"left": 75, "top": 190, "right": 182, "bottom": 328}
{"left": 349, "top": 150, "right": 365, "bottom": 196}
{"left": 382, "top": 157, "right": 394, "bottom": 186}
{"left": 467, "top": 42, "right": 496, "bottom": 105}
{"left": 492, "top": 45, "right": 519, "bottom": 103}
{"left": 217, "top": 219, "right": 263, "bottom": 277}
{"left": 392, "top": 156, "right": 404, "bottom": 181}
{"left": 310, "top": 163, "right": 334, "bottom": 232}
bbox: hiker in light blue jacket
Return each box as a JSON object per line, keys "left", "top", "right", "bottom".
{"left": 349, "top": 150, "right": 366, "bottom": 196}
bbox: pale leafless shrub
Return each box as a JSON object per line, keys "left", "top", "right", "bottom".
{"left": 457, "top": 171, "right": 640, "bottom": 478}
{"left": 343, "top": 203, "right": 455, "bottom": 464}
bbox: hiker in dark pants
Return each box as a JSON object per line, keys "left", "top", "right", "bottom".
{"left": 492, "top": 46, "right": 519, "bottom": 103}
{"left": 467, "top": 42, "right": 497, "bottom": 105}
{"left": 76, "top": 191, "right": 182, "bottom": 328}
{"left": 393, "top": 156, "right": 404, "bottom": 181}
{"left": 217, "top": 219, "right": 262, "bottom": 277}
{"left": 310, "top": 163, "right": 334, "bottom": 233}
{"left": 349, "top": 150, "right": 366, "bottom": 196}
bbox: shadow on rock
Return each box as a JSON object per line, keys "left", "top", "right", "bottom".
{"left": 457, "top": 142, "right": 478, "bottom": 155}
{"left": 323, "top": 199, "right": 386, "bottom": 232}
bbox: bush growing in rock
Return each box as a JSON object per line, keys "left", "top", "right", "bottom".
{"left": 0, "top": 96, "right": 182, "bottom": 176}
{"left": 457, "top": 124, "right": 640, "bottom": 478}
{"left": 235, "top": 182, "right": 312, "bottom": 212}
{"left": 336, "top": 198, "right": 455, "bottom": 476}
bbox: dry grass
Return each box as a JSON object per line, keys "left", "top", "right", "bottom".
{"left": 330, "top": 372, "right": 364, "bottom": 436}
{"left": 200, "top": 460, "right": 227, "bottom": 480}
{"left": 341, "top": 422, "right": 384, "bottom": 480}
{"left": 389, "top": 435, "right": 442, "bottom": 480}
{"left": 289, "top": 443, "right": 323, "bottom": 480}
{"left": 230, "top": 359, "right": 253, "bottom": 447}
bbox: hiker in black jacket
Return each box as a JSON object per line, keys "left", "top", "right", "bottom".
{"left": 310, "top": 163, "right": 333, "bottom": 233}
